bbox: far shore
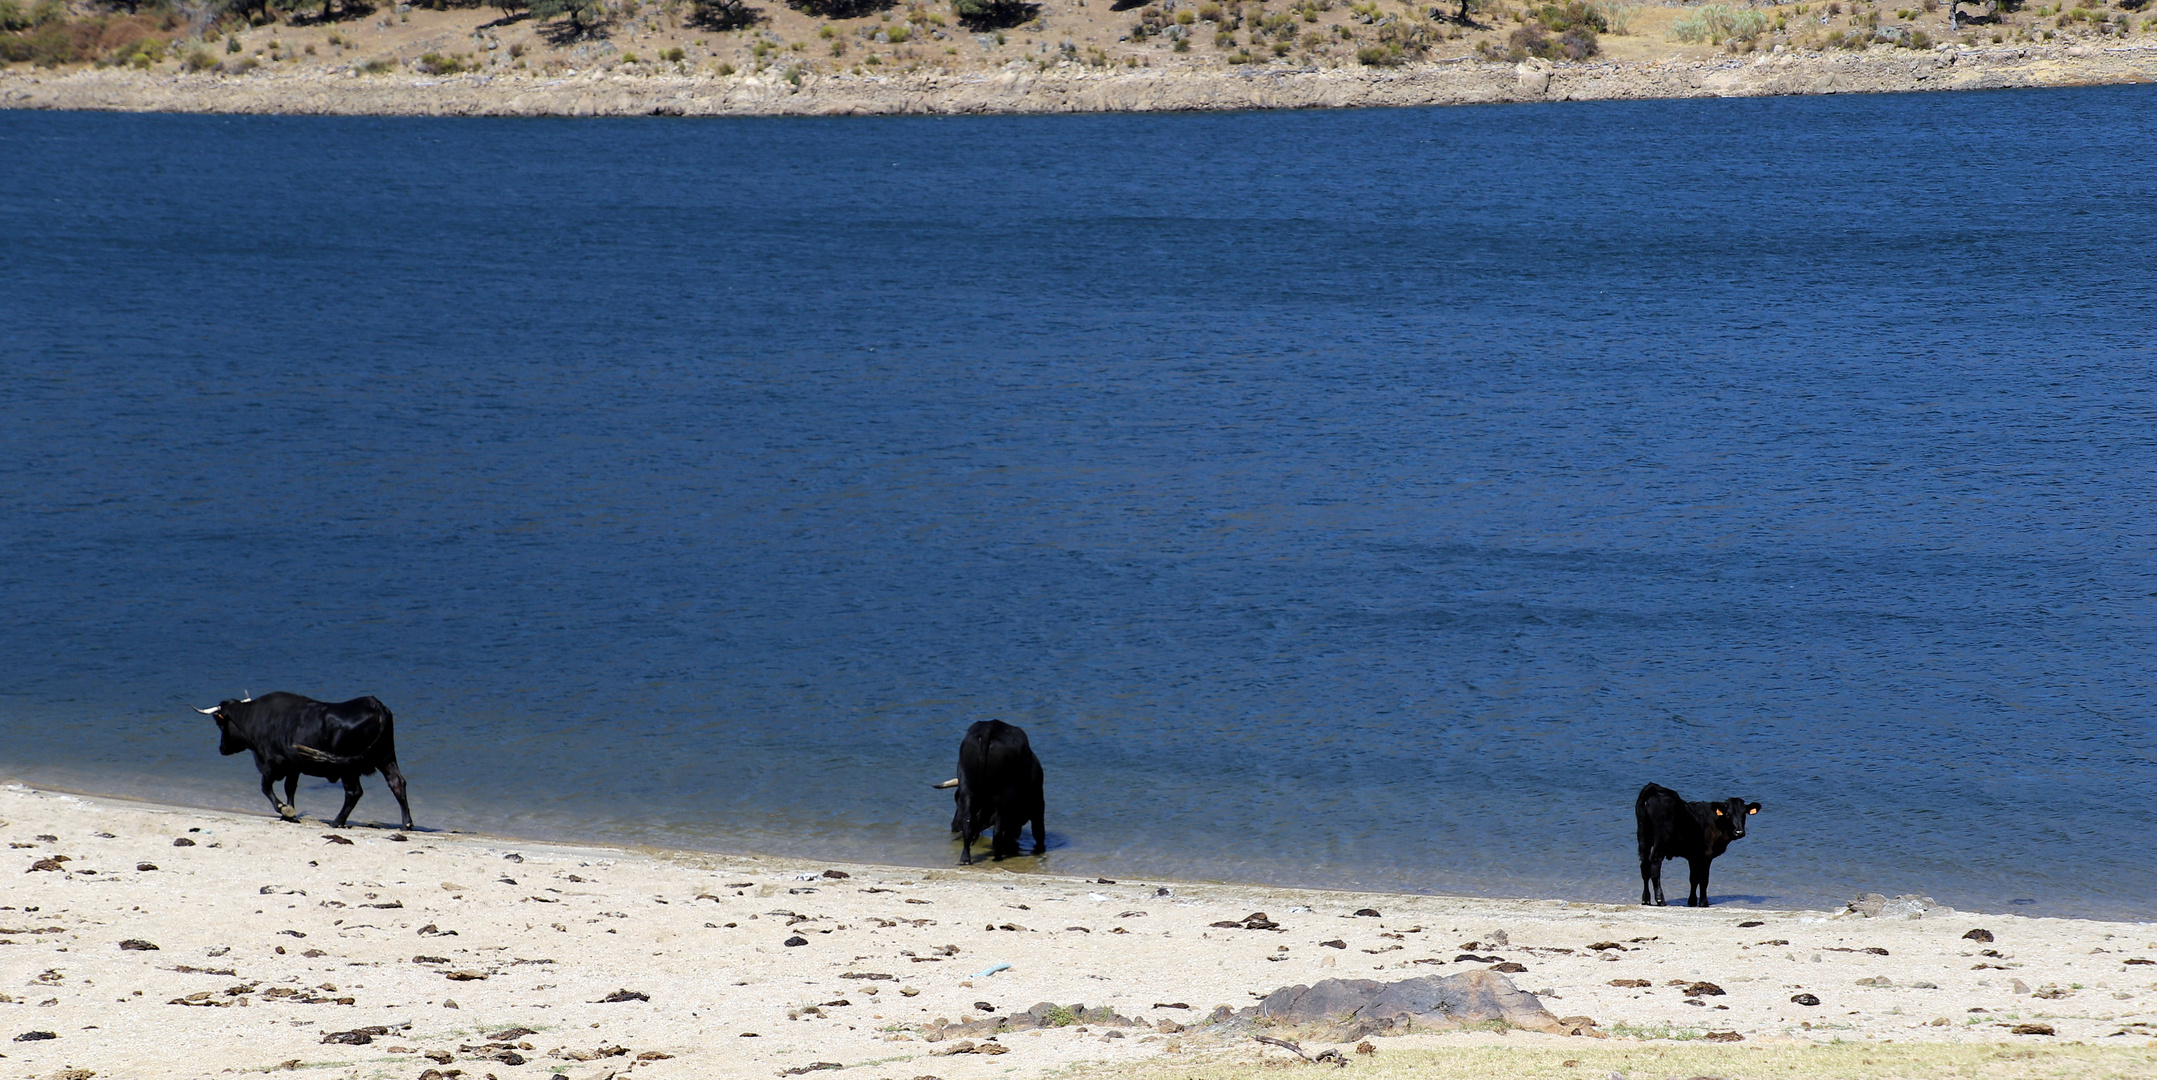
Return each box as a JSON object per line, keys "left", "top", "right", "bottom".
{"left": 5, "top": 41, "right": 2156, "bottom": 115}
{"left": 1, "top": 781, "right": 2151, "bottom": 1080}
{"left": 6, "top": 0, "right": 2157, "bottom": 118}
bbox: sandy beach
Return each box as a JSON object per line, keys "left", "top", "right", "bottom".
{"left": 1, "top": 782, "right": 2152, "bottom": 1080}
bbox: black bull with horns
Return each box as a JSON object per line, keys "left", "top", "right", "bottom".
{"left": 932, "top": 719, "right": 1045, "bottom": 864}
{"left": 197, "top": 692, "right": 414, "bottom": 830}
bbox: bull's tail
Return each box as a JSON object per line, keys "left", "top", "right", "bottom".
{"left": 294, "top": 744, "right": 367, "bottom": 767}
{"left": 931, "top": 778, "right": 959, "bottom": 790}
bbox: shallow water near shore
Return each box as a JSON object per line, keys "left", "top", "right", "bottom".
{"left": 3, "top": 87, "right": 2155, "bottom": 919}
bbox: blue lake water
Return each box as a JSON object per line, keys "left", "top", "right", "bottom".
{"left": 3, "top": 87, "right": 2155, "bottom": 919}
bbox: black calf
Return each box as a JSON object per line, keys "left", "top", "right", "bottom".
{"left": 1635, "top": 782, "right": 1758, "bottom": 907}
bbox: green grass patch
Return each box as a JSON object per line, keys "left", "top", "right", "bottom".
{"left": 1601, "top": 1021, "right": 1703, "bottom": 1040}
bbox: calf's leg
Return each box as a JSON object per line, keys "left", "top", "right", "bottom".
{"left": 1028, "top": 803, "right": 1047, "bottom": 856}
{"left": 332, "top": 774, "right": 365, "bottom": 828}
{"left": 1688, "top": 857, "right": 1712, "bottom": 907}
{"left": 1640, "top": 847, "right": 1665, "bottom": 906}
{"left": 380, "top": 760, "right": 415, "bottom": 831}
{"left": 283, "top": 775, "right": 298, "bottom": 818}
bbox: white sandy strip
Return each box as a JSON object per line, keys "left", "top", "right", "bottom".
{"left": 0, "top": 783, "right": 2151, "bottom": 1080}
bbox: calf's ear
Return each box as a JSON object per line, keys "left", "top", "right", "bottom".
{"left": 1746, "top": 803, "right": 1761, "bottom": 814}
{"left": 1713, "top": 806, "right": 1725, "bottom": 816}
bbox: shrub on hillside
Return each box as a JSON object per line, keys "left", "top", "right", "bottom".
{"left": 1670, "top": 3, "right": 1766, "bottom": 41}
{"left": 951, "top": 0, "right": 1035, "bottom": 27}
{"left": 787, "top": 0, "right": 889, "bottom": 16}
{"left": 1592, "top": 0, "right": 1635, "bottom": 33}
{"left": 109, "top": 33, "right": 162, "bottom": 64}
{"left": 412, "top": 49, "right": 468, "bottom": 71}
{"left": 1, "top": 11, "right": 175, "bottom": 66}
{"left": 688, "top": 0, "right": 758, "bottom": 27}
{"left": 1480, "top": 12, "right": 1595, "bottom": 58}
{"left": 530, "top": 0, "right": 607, "bottom": 33}
{"left": 1533, "top": 0, "right": 1605, "bottom": 31}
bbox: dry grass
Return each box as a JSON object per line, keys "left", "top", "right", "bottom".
{"left": 1056, "top": 1037, "right": 2157, "bottom": 1080}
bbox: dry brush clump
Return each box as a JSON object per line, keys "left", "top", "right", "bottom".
{"left": 0, "top": 2, "right": 186, "bottom": 66}
{"left": 1669, "top": 2, "right": 1764, "bottom": 40}
{"left": 689, "top": 0, "right": 759, "bottom": 28}
{"left": 1474, "top": 0, "right": 1597, "bottom": 57}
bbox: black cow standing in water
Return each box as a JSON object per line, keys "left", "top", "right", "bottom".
{"left": 931, "top": 720, "right": 1046, "bottom": 864}
{"left": 1635, "top": 782, "right": 1759, "bottom": 907}
{"left": 196, "top": 693, "right": 414, "bottom": 830}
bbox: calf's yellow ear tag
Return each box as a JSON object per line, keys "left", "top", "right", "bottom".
{"left": 1748, "top": 807, "right": 1758, "bottom": 815}
{"left": 1714, "top": 807, "right": 1725, "bottom": 816}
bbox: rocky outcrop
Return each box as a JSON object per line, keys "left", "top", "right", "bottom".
{"left": 4, "top": 43, "right": 2155, "bottom": 116}
{"left": 1254, "top": 969, "right": 1598, "bottom": 1041}
{"left": 1844, "top": 892, "right": 1957, "bottom": 919}
{"left": 923, "top": 1000, "right": 1145, "bottom": 1041}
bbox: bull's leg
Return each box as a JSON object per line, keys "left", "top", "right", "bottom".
{"left": 1688, "top": 858, "right": 1711, "bottom": 907}
{"left": 990, "top": 808, "right": 1014, "bottom": 862}
{"left": 260, "top": 770, "right": 299, "bottom": 821}
{"left": 1028, "top": 805, "right": 1046, "bottom": 856}
{"left": 379, "top": 760, "right": 415, "bottom": 831}
{"left": 956, "top": 792, "right": 977, "bottom": 866}
{"left": 332, "top": 774, "right": 364, "bottom": 829}
{"left": 283, "top": 775, "right": 299, "bottom": 818}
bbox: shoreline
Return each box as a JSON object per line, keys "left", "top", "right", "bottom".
{"left": 1, "top": 783, "right": 2151, "bottom": 1079}
{"left": 6, "top": 43, "right": 2157, "bottom": 115}
{"left": 13, "top": 768, "right": 2151, "bottom": 924}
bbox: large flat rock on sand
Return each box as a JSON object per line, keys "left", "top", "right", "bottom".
{"left": 1258, "top": 969, "right": 1572, "bottom": 1039}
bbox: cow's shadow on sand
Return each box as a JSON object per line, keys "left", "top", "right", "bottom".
{"left": 279, "top": 780, "right": 436, "bottom": 832}
{"left": 292, "top": 815, "right": 439, "bottom": 833}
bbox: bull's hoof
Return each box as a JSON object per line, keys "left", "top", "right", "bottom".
{"left": 277, "top": 805, "right": 300, "bottom": 821}
{"left": 1031, "top": 846, "right": 1046, "bottom": 856}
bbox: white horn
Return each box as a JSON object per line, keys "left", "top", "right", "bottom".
{"left": 931, "top": 778, "right": 959, "bottom": 789}
{"left": 195, "top": 706, "right": 220, "bottom": 715}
